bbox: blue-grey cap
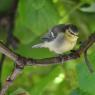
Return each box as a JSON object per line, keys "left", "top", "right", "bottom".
{"left": 64, "top": 24, "right": 78, "bottom": 33}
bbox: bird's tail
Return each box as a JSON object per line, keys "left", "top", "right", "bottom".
{"left": 32, "top": 43, "right": 44, "bottom": 48}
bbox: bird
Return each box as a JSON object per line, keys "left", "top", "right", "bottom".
{"left": 32, "top": 24, "right": 79, "bottom": 54}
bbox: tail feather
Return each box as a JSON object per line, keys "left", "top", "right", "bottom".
{"left": 32, "top": 43, "right": 44, "bottom": 48}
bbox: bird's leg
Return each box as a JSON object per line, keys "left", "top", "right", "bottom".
{"left": 57, "top": 54, "right": 64, "bottom": 64}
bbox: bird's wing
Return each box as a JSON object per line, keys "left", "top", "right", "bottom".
{"left": 42, "top": 24, "right": 65, "bottom": 42}
{"left": 41, "top": 30, "right": 57, "bottom": 42}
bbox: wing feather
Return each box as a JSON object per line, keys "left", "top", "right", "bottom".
{"left": 42, "top": 24, "right": 65, "bottom": 42}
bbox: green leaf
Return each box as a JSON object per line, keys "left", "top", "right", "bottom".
{"left": 80, "top": 3, "right": 95, "bottom": 13}
{"left": 76, "top": 63, "right": 95, "bottom": 95}
{"left": 14, "top": 0, "right": 60, "bottom": 44}
{"left": 71, "top": 88, "right": 90, "bottom": 95}
{"left": 30, "top": 66, "right": 63, "bottom": 95}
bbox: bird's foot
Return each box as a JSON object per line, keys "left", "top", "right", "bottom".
{"left": 70, "top": 50, "right": 76, "bottom": 53}
{"left": 79, "top": 41, "right": 84, "bottom": 45}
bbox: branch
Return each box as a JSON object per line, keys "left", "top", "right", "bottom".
{"left": 0, "top": 32, "right": 95, "bottom": 95}
{"left": 0, "top": 33, "right": 95, "bottom": 66}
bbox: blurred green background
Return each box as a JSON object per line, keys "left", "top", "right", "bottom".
{"left": 0, "top": 0, "right": 95, "bottom": 95}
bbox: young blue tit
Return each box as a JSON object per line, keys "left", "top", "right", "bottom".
{"left": 32, "top": 24, "right": 79, "bottom": 54}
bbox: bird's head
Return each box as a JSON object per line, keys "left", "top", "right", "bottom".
{"left": 64, "top": 24, "right": 79, "bottom": 41}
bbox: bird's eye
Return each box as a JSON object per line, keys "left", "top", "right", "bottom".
{"left": 69, "top": 31, "right": 74, "bottom": 35}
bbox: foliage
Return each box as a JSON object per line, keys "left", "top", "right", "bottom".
{"left": 0, "top": 0, "right": 95, "bottom": 95}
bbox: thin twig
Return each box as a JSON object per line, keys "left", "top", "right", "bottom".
{"left": 84, "top": 50, "right": 94, "bottom": 73}
{"left": 0, "top": 68, "right": 22, "bottom": 95}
